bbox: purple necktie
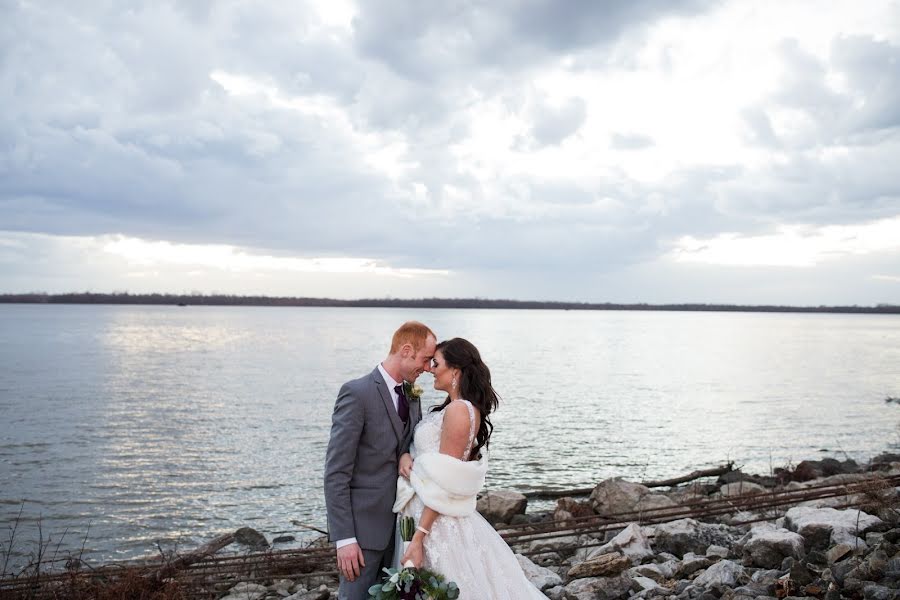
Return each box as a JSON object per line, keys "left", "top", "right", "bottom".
{"left": 394, "top": 384, "right": 409, "bottom": 423}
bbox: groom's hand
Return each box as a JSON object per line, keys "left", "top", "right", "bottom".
{"left": 399, "top": 453, "right": 414, "bottom": 478}
{"left": 336, "top": 543, "right": 365, "bottom": 581}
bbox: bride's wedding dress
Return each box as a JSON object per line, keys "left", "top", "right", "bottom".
{"left": 395, "top": 400, "right": 548, "bottom": 599}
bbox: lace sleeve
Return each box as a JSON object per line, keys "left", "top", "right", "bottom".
{"left": 460, "top": 400, "right": 476, "bottom": 461}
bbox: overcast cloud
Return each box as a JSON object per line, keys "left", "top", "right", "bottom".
{"left": 1, "top": 0, "right": 898, "bottom": 304}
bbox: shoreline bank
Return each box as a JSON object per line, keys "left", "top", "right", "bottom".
{"left": 3, "top": 450, "right": 899, "bottom": 599}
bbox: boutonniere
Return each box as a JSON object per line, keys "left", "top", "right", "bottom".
{"left": 403, "top": 381, "right": 423, "bottom": 402}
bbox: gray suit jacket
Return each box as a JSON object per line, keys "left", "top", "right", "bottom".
{"left": 324, "top": 367, "right": 423, "bottom": 551}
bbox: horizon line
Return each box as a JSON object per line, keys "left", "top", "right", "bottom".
{"left": 1, "top": 292, "right": 898, "bottom": 314}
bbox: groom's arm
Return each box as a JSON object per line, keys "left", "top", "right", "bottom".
{"left": 324, "top": 382, "right": 364, "bottom": 542}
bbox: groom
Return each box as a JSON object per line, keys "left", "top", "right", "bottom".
{"left": 324, "top": 321, "right": 436, "bottom": 599}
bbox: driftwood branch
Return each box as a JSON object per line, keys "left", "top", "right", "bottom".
{"left": 523, "top": 462, "right": 735, "bottom": 499}
{"left": 642, "top": 462, "right": 734, "bottom": 488}
{"left": 150, "top": 532, "right": 234, "bottom": 581}
{"left": 291, "top": 520, "right": 328, "bottom": 536}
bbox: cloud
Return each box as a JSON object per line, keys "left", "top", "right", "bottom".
{"left": 667, "top": 215, "right": 900, "bottom": 267}
{"left": 611, "top": 132, "right": 655, "bottom": 150}
{"left": 1, "top": 0, "right": 899, "bottom": 304}
{"left": 530, "top": 96, "right": 587, "bottom": 146}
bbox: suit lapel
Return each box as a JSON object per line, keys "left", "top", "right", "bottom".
{"left": 372, "top": 368, "right": 403, "bottom": 442}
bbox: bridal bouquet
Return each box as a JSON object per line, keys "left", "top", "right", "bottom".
{"left": 367, "top": 517, "right": 460, "bottom": 600}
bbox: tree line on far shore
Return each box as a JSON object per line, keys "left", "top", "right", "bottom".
{"left": 1, "top": 292, "right": 899, "bottom": 314}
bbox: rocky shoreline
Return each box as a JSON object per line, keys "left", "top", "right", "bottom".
{"left": 210, "top": 452, "right": 900, "bottom": 600}
{"left": 9, "top": 452, "right": 896, "bottom": 600}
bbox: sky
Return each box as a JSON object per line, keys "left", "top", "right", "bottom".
{"left": 1, "top": 0, "right": 899, "bottom": 305}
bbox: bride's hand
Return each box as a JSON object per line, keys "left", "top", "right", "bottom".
{"left": 400, "top": 538, "right": 424, "bottom": 569}
{"left": 399, "top": 453, "right": 414, "bottom": 479}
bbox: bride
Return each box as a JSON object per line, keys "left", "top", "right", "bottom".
{"left": 392, "top": 338, "right": 548, "bottom": 599}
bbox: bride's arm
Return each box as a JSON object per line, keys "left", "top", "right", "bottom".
{"left": 401, "top": 402, "right": 473, "bottom": 567}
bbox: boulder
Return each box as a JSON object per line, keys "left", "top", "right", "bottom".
{"left": 234, "top": 527, "right": 269, "bottom": 550}
{"left": 722, "top": 586, "right": 766, "bottom": 600}
{"left": 781, "top": 458, "right": 861, "bottom": 482}
{"left": 863, "top": 584, "right": 895, "bottom": 600}
{"left": 545, "top": 585, "right": 566, "bottom": 600}
{"left": 825, "top": 543, "right": 853, "bottom": 564}
{"left": 522, "top": 533, "right": 582, "bottom": 555}
{"left": 783, "top": 507, "right": 883, "bottom": 550}
{"left": 564, "top": 574, "right": 633, "bottom": 600}
{"left": 629, "top": 563, "right": 668, "bottom": 584}
{"left": 554, "top": 497, "right": 595, "bottom": 524}
{"left": 590, "top": 478, "right": 676, "bottom": 516}
{"left": 846, "top": 549, "right": 890, "bottom": 582}
{"left": 568, "top": 552, "right": 631, "bottom": 579}
{"left": 477, "top": 490, "right": 527, "bottom": 524}
{"left": 740, "top": 525, "right": 805, "bottom": 568}
{"left": 221, "top": 582, "right": 268, "bottom": 600}
{"left": 693, "top": 560, "right": 745, "bottom": 591}
{"left": 706, "top": 544, "right": 729, "bottom": 559}
{"left": 631, "top": 575, "right": 663, "bottom": 593}
{"left": 646, "top": 518, "right": 739, "bottom": 557}
{"left": 272, "top": 535, "right": 295, "bottom": 544}
{"left": 582, "top": 523, "right": 654, "bottom": 564}
{"left": 515, "top": 553, "right": 563, "bottom": 591}
{"left": 720, "top": 481, "right": 768, "bottom": 497}
{"left": 284, "top": 586, "right": 330, "bottom": 600}
{"left": 749, "top": 569, "right": 781, "bottom": 595}
{"left": 675, "top": 552, "right": 712, "bottom": 577}
{"left": 269, "top": 579, "right": 293, "bottom": 593}
{"left": 869, "top": 452, "right": 900, "bottom": 469}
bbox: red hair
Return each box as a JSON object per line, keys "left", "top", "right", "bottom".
{"left": 389, "top": 321, "right": 436, "bottom": 354}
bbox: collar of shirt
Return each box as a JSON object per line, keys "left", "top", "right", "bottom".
{"left": 377, "top": 363, "right": 400, "bottom": 411}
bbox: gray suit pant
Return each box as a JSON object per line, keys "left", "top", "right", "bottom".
{"left": 338, "top": 532, "right": 395, "bottom": 600}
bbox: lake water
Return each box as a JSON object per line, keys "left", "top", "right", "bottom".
{"left": 1, "top": 304, "right": 899, "bottom": 569}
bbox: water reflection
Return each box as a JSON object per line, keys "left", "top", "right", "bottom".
{"left": 1, "top": 305, "right": 898, "bottom": 568}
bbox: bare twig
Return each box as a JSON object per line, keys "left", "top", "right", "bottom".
{"left": 48, "top": 527, "right": 69, "bottom": 572}
{"left": 290, "top": 521, "right": 328, "bottom": 536}
{"left": 1, "top": 502, "right": 25, "bottom": 577}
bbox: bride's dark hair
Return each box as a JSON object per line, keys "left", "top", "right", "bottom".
{"left": 431, "top": 337, "right": 500, "bottom": 460}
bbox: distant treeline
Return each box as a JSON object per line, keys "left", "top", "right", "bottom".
{"left": 1, "top": 292, "right": 899, "bottom": 314}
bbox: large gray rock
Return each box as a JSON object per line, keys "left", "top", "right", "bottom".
{"left": 477, "top": 490, "right": 527, "bottom": 524}
{"left": 693, "top": 560, "right": 746, "bottom": 591}
{"left": 522, "top": 532, "right": 583, "bottom": 555}
{"left": 706, "top": 544, "right": 729, "bottom": 559}
{"left": 646, "top": 518, "right": 740, "bottom": 557}
{"left": 740, "top": 524, "right": 805, "bottom": 568}
{"left": 590, "top": 478, "right": 676, "bottom": 516}
{"left": 284, "top": 586, "right": 330, "bottom": 600}
{"left": 629, "top": 563, "right": 668, "bottom": 583}
{"left": 564, "top": 574, "right": 634, "bottom": 600}
{"left": 221, "top": 582, "right": 268, "bottom": 600}
{"left": 568, "top": 552, "right": 632, "bottom": 579}
{"left": 675, "top": 552, "right": 713, "bottom": 578}
{"left": 515, "top": 553, "right": 563, "bottom": 591}
{"left": 720, "top": 481, "right": 768, "bottom": 497}
{"left": 783, "top": 507, "right": 883, "bottom": 550}
{"left": 234, "top": 527, "right": 269, "bottom": 550}
{"left": 545, "top": 585, "right": 566, "bottom": 600}
{"left": 579, "top": 523, "right": 655, "bottom": 564}
{"left": 554, "top": 497, "right": 595, "bottom": 524}
{"left": 631, "top": 575, "right": 664, "bottom": 593}
{"left": 863, "top": 583, "right": 895, "bottom": 600}
{"left": 826, "top": 543, "right": 853, "bottom": 564}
